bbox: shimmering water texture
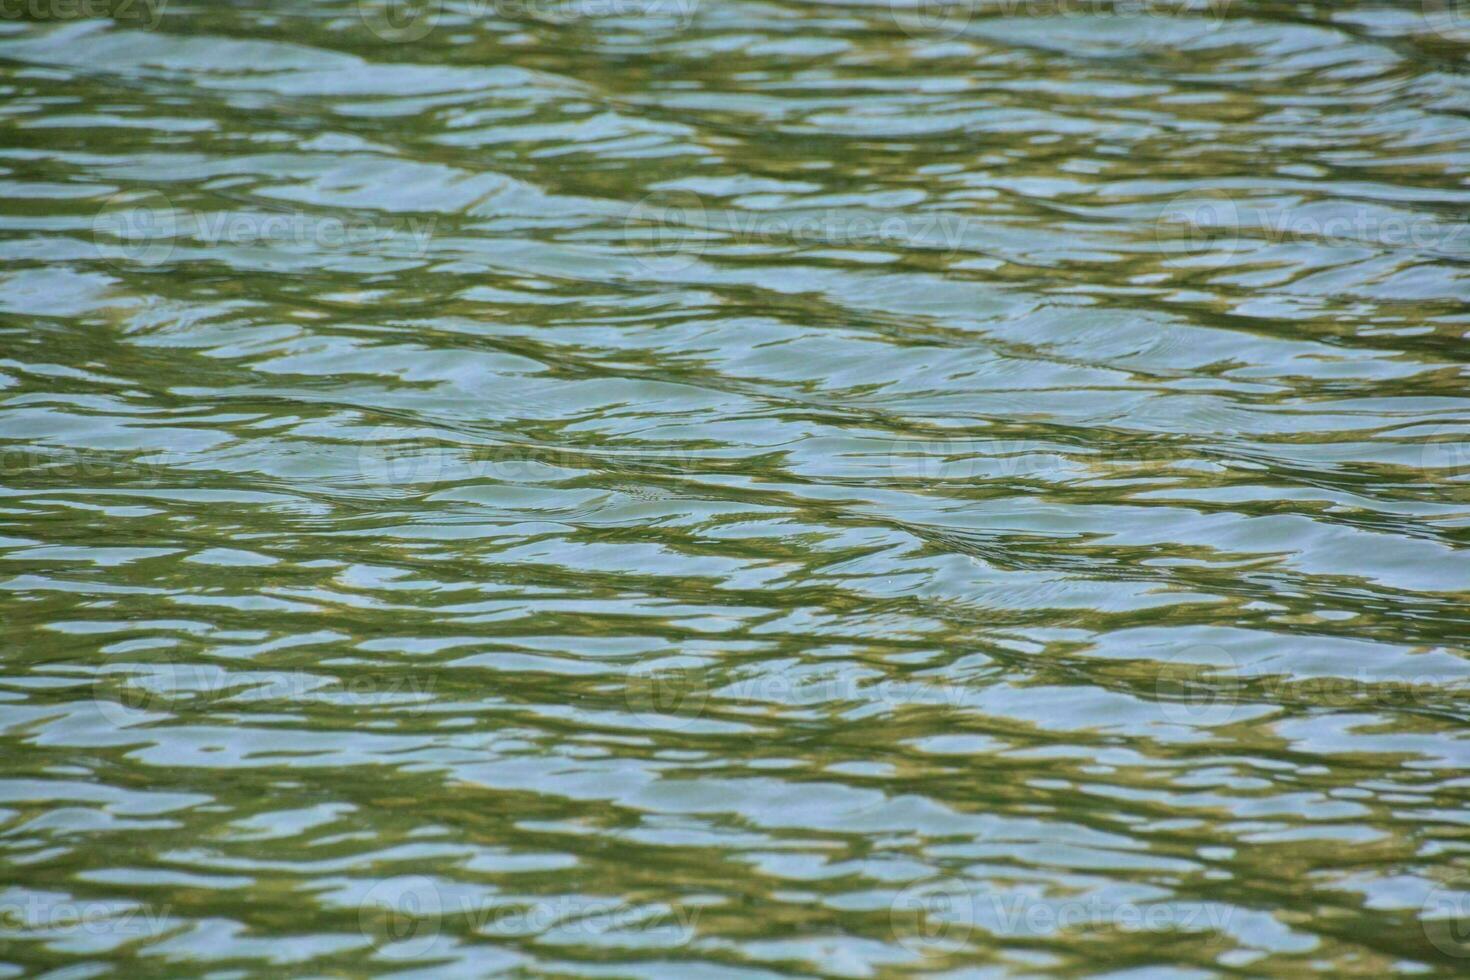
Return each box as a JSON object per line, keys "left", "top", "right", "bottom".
{"left": 1, "top": 0, "right": 1469, "bottom": 976}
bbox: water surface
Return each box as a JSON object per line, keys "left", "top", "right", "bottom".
{"left": 1, "top": 0, "right": 1469, "bottom": 975}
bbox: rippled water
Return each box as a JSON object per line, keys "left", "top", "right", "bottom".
{"left": 2, "top": 0, "right": 1468, "bottom": 975}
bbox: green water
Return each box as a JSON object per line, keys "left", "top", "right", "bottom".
{"left": 1, "top": 0, "right": 1469, "bottom": 975}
